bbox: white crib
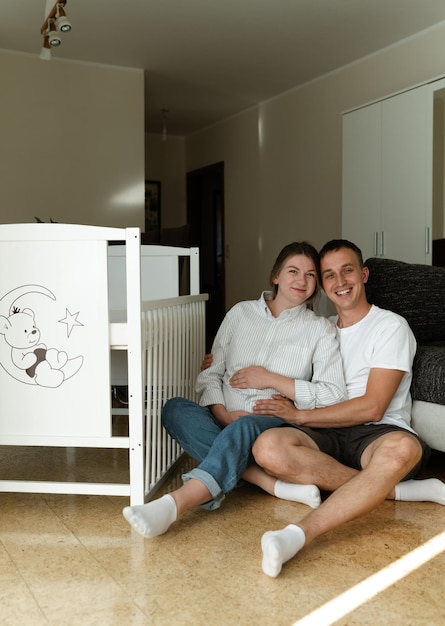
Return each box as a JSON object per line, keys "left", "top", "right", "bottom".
{"left": 108, "top": 244, "right": 207, "bottom": 499}
{"left": 0, "top": 224, "right": 207, "bottom": 504}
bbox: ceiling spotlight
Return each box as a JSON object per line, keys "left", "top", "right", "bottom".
{"left": 55, "top": 3, "right": 72, "bottom": 32}
{"left": 48, "top": 19, "right": 62, "bottom": 46}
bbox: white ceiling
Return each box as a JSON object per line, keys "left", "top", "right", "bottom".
{"left": 3, "top": 0, "right": 445, "bottom": 136}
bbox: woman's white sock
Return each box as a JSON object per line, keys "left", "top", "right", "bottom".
{"left": 122, "top": 494, "right": 177, "bottom": 538}
{"left": 274, "top": 480, "right": 321, "bottom": 508}
{"left": 394, "top": 478, "right": 445, "bottom": 505}
{"left": 261, "top": 524, "right": 306, "bottom": 578}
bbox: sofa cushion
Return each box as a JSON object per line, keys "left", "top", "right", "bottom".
{"left": 412, "top": 344, "right": 445, "bottom": 405}
{"left": 364, "top": 257, "right": 445, "bottom": 343}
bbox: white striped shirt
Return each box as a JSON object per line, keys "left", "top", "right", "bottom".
{"left": 197, "top": 292, "right": 346, "bottom": 413}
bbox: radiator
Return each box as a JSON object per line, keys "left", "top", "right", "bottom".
{"left": 143, "top": 294, "right": 207, "bottom": 498}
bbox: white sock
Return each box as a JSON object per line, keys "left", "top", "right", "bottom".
{"left": 122, "top": 494, "right": 177, "bottom": 538}
{"left": 394, "top": 478, "right": 445, "bottom": 505}
{"left": 261, "top": 524, "right": 306, "bottom": 578}
{"left": 274, "top": 480, "right": 321, "bottom": 509}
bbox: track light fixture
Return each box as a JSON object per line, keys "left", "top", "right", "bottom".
{"left": 40, "top": 1, "right": 72, "bottom": 58}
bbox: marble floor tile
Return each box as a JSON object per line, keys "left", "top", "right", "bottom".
{"left": 0, "top": 448, "right": 444, "bottom": 625}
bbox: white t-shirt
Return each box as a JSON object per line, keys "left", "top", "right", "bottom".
{"left": 331, "top": 305, "right": 417, "bottom": 432}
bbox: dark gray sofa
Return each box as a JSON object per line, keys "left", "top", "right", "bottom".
{"left": 365, "top": 257, "right": 445, "bottom": 452}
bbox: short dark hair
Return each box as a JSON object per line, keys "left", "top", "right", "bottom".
{"left": 319, "top": 239, "right": 364, "bottom": 268}
{"left": 269, "top": 241, "right": 321, "bottom": 303}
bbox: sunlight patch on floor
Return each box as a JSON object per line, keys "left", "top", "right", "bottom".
{"left": 293, "top": 530, "right": 445, "bottom": 626}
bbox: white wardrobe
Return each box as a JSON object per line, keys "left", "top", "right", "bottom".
{"left": 342, "top": 77, "right": 445, "bottom": 264}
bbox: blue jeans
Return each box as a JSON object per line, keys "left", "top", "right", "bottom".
{"left": 161, "top": 397, "right": 286, "bottom": 509}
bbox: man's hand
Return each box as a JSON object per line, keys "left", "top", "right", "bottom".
{"left": 253, "top": 394, "right": 299, "bottom": 421}
{"left": 229, "top": 366, "right": 272, "bottom": 390}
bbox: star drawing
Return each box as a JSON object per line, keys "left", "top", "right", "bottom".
{"left": 58, "top": 309, "right": 84, "bottom": 337}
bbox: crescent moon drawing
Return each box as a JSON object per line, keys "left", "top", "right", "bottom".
{"left": 0, "top": 284, "right": 56, "bottom": 315}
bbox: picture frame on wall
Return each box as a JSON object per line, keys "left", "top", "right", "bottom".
{"left": 144, "top": 180, "right": 161, "bottom": 238}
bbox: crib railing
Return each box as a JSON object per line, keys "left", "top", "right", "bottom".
{"left": 142, "top": 294, "right": 208, "bottom": 498}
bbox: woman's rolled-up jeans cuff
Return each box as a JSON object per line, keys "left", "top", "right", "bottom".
{"left": 182, "top": 467, "right": 225, "bottom": 510}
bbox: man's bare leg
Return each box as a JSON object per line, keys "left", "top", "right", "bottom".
{"left": 242, "top": 464, "right": 321, "bottom": 508}
{"left": 252, "top": 427, "right": 357, "bottom": 492}
{"left": 253, "top": 427, "right": 445, "bottom": 504}
{"left": 260, "top": 431, "right": 423, "bottom": 577}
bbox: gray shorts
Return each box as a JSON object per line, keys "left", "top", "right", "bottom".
{"left": 282, "top": 423, "right": 431, "bottom": 481}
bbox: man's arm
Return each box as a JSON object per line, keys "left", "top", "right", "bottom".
{"left": 253, "top": 368, "right": 405, "bottom": 428}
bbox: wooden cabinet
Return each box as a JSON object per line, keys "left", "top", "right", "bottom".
{"left": 342, "top": 82, "right": 436, "bottom": 264}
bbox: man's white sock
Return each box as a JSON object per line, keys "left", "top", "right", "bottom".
{"left": 122, "top": 494, "right": 177, "bottom": 538}
{"left": 394, "top": 478, "right": 445, "bottom": 505}
{"left": 274, "top": 480, "right": 321, "bottom": 509}
{"left": 261, "top": 524, "right": 306, "bottom": 578}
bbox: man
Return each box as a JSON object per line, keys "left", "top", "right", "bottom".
{"left": 251, "top": 239, "right": 445, "bottom": 578}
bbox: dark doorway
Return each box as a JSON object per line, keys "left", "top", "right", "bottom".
{"left": 187, "top": 162, "right": 225, "bottom": 351}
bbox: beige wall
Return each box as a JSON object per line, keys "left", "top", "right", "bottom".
{"left": 4, "top": 24, "right": 445, "bottom": 309}
{"left": 0, "top": 51, "right": 144, "bottom": 228}
{"left": 186, "top": 23, "right": 445, "bottom": 308}
{"left": 144, "top": 133, "right": 186, "bottom": 229}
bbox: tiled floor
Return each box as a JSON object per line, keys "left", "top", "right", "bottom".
{"left": 1, "top": 446, "right": 444, "bottom": 625}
